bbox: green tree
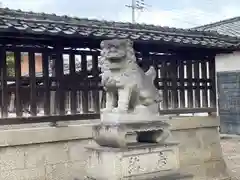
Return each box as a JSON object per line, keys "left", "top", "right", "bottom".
{"left": 6, "top": 52, "right": 15, "bottom": 77}
{"left": 6, "top": 52, "right": 25, "bottom": 77}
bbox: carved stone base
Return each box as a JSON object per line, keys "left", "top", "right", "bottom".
{"left": 86, "top": 142, "right": 180, "bottom": 180}
{"left": 94, "top": 114, "right": 171, "bottom": 148}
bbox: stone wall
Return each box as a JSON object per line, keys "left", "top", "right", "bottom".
{"left": 166, "top": 116, "right": 230, "bottom": 179}
{"left": 0, "top": 116, "right": 229, "bottom": 180}
{"left": 0, "top": 123, "right": 96, "bottom": 180}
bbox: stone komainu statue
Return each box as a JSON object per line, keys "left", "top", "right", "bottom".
{"left": 100, "top": 39, "right": 162, "bottom": 114}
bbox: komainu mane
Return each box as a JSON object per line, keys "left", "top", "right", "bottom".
{"left": 100, "top": 39, "right": 162, "bottom": 114}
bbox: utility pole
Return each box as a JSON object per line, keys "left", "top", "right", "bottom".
{"left": 125, "top": 0, "right": 149, "bottom": 23}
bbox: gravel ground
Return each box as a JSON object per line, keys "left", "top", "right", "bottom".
{"left": 220, "top": 134, "right": 240, "bottom": 179}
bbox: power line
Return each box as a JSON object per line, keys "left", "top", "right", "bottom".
{"left": 125, "top": 0, "right": 150, "bottom": 23}
{"left": 125, "top": 0, "right": 202, "bottom": 26}
{"left": 124, "top": 0, "right": 223, "bottom": 27}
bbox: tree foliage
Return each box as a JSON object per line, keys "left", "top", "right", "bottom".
{"left": 6, "top": 52, "right": 15, "bottom": 76}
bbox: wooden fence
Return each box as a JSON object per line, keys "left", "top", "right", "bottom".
{"left": 0, "top": 45, "right": 217, "bottom": 125}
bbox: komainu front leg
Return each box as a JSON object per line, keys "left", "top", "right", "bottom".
{"left": 114, "top": 87, "right": 132, "bottom": 113}
{"left": 101, "top": 91, "right": 115, "bottom": 112}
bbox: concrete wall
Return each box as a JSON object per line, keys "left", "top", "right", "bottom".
{"left": 0, "top": 116, "right": 229, "bottom": 180}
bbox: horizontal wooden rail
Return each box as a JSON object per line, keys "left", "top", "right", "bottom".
{"left": 159, "top": 108, "right": 216, "bottom": 115}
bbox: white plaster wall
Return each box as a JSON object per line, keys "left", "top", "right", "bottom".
{"left": 216, "top": 51, "right": 240, "bottom": 72}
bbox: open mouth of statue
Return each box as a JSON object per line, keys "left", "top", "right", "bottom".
{"left": 107, "top": 55, "right": 122, "bottom": 60}
{"left": 107, "top": 52, "right": 125, "bottom": 60}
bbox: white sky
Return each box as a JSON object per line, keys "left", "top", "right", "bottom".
{"left": 1, "top": 0, "right": 240, "bottom": 28}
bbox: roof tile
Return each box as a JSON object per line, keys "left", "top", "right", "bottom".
{"left": 192, "top": 17, "right": 240, "bottom": 38}
{"left": 0, "top": 8, "right": 239, "bottom": 49}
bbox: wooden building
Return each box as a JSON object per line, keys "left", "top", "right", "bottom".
{"left": 0, "top": 8, "right": 239, "bottom": 125}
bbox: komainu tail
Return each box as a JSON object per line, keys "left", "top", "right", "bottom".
{"left": 145, "top": 66, "right": 156, "bottom": 82}
{"left": 145, "top": 66, "right": 162, "bottom": 103}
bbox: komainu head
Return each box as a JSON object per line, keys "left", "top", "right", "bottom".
{"left": 100, "top": 39, "right": 136, "bottom": 70}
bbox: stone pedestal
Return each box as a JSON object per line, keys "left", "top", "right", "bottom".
{"left": 85, "top": 113, "right": 184, "bottom": 180}
{"left": 86, "top": 143, "right": 179, "bottom": 180}
{"left": 94, "top": 113, "right": 171, "bottom": 147}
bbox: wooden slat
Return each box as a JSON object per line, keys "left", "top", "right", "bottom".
{"left": 55, "top": 49, "right": 65, "bottom": 115}
{"left": 178, "top": 59, "right": 185, "bottom": 108}
{"left": 209, "top": 56, "right": 216, "bottom": 108}
{"left": 50, "top": 56, "right": 57, "bottom": 115}
{"left": 81, "top": 54, "right": 89, "bottom": 113}
{"left": 186, "top": 60, "right": 193, "bottom": 108}
{"left": 160, "top": 60, "right": 168, "bottom": 109}
{"left": 166, "top": 63, "right": 172, "bottom": 107}
{"left": 28, "top": 52, "right": 37, "bottom": 116}
{"left": 201, "top": 60, "right": 208, "bottom": 107}
{"left": 170, "top": 59, "right": 178, "bottom": 108}
{"left": 194, "top": 60, "right": 200, "bottom": 108}
{"left": 14, "top": 51, "right": 22, "bottom": 117}
{"left": 152, "top": 57, "right": 159, "bottom": 88}
{"left": 42, "top": 52, "right": 50, "bottom": 115}
{"left": 0, "top": 47, "right": 8, "bottom": 118}
{"left": 69, "top": 52, "right": 77, "bottom": 114}
{"left": 92, "top": 53, "right": 100, "bottom": 113}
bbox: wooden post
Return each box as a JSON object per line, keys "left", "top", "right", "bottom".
{"left": 14, "top": 51, "right": 22, "bottom": 117}
{"left": 0, "top": 47, "right": 8, "bottom": 117}
{"left": 42, "top": 51, "right": 50, "bottom": 115}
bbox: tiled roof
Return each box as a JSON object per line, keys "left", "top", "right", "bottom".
{"left": 192, "top": 17, "right": 240, "bottom": 37}
{"left": 0, "top": 8, "right": 239, "bottom": 49}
